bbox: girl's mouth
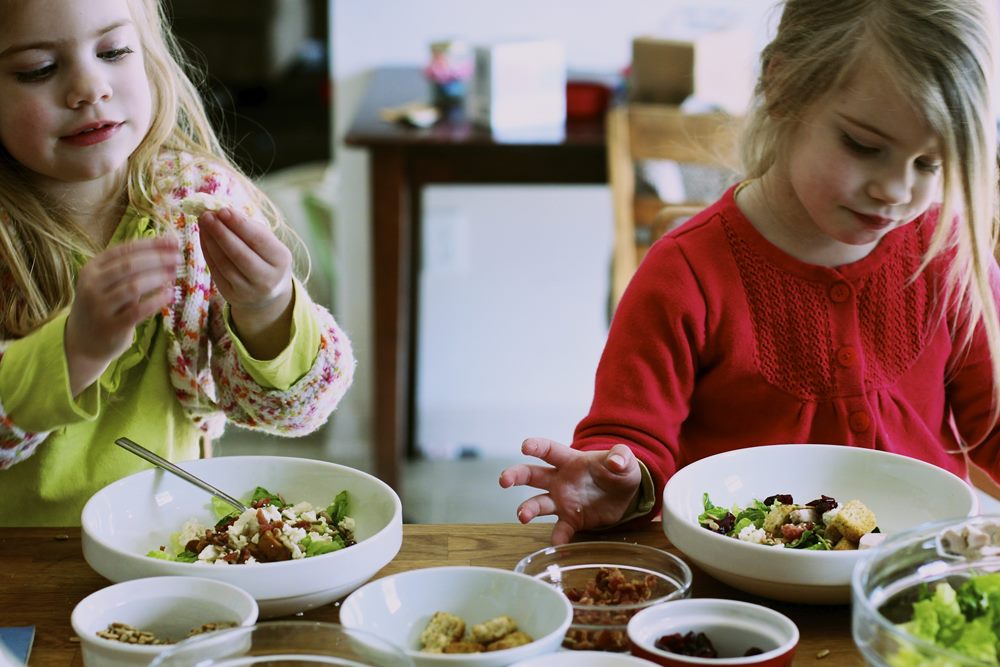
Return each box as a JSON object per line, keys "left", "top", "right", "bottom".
{"left": 60, "top": 121, "right": 123, "bottom": 147}
{"left": 851, "top": 210, "right": 894, "bottom": 229}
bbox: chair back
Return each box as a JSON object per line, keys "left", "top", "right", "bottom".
{"left": 606, "top": 104, "right": 741, "bottom": 307}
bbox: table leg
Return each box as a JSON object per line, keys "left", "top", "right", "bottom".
{"left": 369, "top": 148, "right": 412, "bottom": 492}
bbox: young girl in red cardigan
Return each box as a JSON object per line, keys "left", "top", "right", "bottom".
{"left": 501, "top": 0, "right": 1000, "bottom": 544}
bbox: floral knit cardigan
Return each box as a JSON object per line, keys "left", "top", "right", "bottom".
{"left": 0, "top": 152, "right": 355, "bottom": 469}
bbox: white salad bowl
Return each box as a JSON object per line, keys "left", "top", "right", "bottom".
{"left": 662, "top": 444, "right": 978, "bottom": 604}
{"left": 81, "top": 455, "right": 402, "bottom": 618}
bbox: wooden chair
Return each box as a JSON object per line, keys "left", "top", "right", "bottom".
{"left": 606, "top": 103, "right": 741, "bottom": 308}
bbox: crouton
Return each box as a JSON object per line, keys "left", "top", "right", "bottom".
{"left": 486, "top": 631, "right": 534, "bottom": 651}
{"left": 470, "top": 615, "right": 518, "bottom": 643}
{"left": 763, "top": 503, "right": 796, "bottom": 535}
{"left": 442, "top": 641, "right": 485, "bottom": 654}
{"left": 832, "top": 536, "right": 857, "bottom": 550}
{"left": 827, "top": 500, "right": 877, "bottom": 544}
{"left": 419, "top": 611, "right": 465, "bottom": 653}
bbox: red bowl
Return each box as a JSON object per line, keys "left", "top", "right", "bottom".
{"left": 627, "top": 599, "right": 798, "bottom": 666}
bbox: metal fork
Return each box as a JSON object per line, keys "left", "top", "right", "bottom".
{"left": 115, "top": 437, "right": 249, "bottom": 514}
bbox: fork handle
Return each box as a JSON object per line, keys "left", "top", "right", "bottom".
{"left": 114, "top": 437, "right": 248, "bottom": 514}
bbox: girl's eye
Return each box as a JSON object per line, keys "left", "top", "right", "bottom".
{"left": 916, "top": 159, "right": 942, "bottom": 174}
{"left": 841, "top": 133, "right": 879, "bottom": 156}
{"left": 15, "top": 64, "right": 55, "bottom": 83}
{"left": 99, "top": 46, "right": 133, "bottom": 62}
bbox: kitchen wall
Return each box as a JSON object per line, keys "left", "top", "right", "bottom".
{"left": 329, "top": 0, "right": 776, "bottom": 462}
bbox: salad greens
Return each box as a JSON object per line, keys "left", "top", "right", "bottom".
{"left": 889, "top": 573, "right": 1000, "bottom": 666}
{"left": 699, "top": 492, "right": 836, "bottom": 550}
{"left": 146, "top": 486, "right": 355, "bottom": 564}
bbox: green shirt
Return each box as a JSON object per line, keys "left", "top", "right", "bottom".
{"left": 1, "top": 211, "right": 319, "bottom": 526}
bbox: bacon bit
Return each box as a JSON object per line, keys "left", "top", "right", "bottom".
{"left": 781, "top": 523, "right": 806, "bottom": 541}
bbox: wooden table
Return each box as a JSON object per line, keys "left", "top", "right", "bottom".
{"left": 1, "top": 524, "right": 862, "bottom": 666}
{"left": 344, "top": 67, "right": 608, "bottom": 491}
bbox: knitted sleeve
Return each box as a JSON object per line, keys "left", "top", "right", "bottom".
{"left": 155, "top": 152, "right": 355, "bottom": 439}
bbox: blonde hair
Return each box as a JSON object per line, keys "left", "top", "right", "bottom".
{"left": 0, "top": 0, "right": 296, "bottom": 338}
{"left": 742, "top": 0, "right": 1000, "bottom": 426}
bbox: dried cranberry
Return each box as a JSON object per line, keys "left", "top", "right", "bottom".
{"left": 806, "top": 494, "right": 838, "bottom": 515}
{"left": 715, "top": 512, "right": 736, "bottom": 534}
{"left": 655, "top": 631, "right": 718, "bottom": 658}
{"left": 763, "top": 493, "right": 793, "bottom": 506}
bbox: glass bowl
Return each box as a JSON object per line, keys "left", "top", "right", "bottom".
{"left": 852, "top": 515, "right": 1000, "bottom": 666}
{"left": 148, "top": 621, "right": 414, "bottom": 666}
{"left": 514, "top": 541, "right": 692, "bottom": 652}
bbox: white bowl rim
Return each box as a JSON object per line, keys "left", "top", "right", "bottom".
{"left": 663, "top": 444, "right": 977, "bottom": 562}
{"left": 80, "top": 455, "right": 403, "bottom": 573}
{"left": 514, "top": 540, "right": 694, "bottom": 612}
{"left": 851, "top": 514, "right": 1000, "bottom": 664}
{"left": 627, "top": 597, "right": 800, "bottom": 664}
{"left": 148, "top": 620, "right": 412, "bottom": 666}
{"left": 70, "top": 575, "right": 258, "bottom": 655}
{"left": 340, "top": 565, "right": 575, "bottom": 659}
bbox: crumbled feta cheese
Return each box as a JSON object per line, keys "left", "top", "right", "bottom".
{"left": 821, "top": 507, "right": 840, "bottom": 526}
{"left": 339, "top": 517, "right": 356, "bottom": 533}
{"left": 197, "top": 544, "right": 220, "bottom": 562}
{"left": 178, "top": 520, "right": 206, "bottom": 547}
{"left": 939, "top": 520, "right": 1000, "bottom": 558}
{"left": 858, "top": 532, "right": 887, "bottom": 550}
{"left": 737, "top": 525, "right": 768, "bottom": 544}
{"left": 259, "top": 505, "right": 282, "bottom": 524}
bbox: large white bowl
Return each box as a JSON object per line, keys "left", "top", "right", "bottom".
{"left": 81, "top": 455, "right": 402, "bottom": 618}
{"left": 71, "top": 576, "right": 258, "bottom": 667}
{"left": 339, "top": 566, "right": 573, "bottom": 667}
{"left": 662, "top": 444, "right": 978, "bottom": 604}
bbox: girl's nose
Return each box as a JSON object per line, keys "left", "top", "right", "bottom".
{"left": 866, "top": 165, "right": 912, "bottom": 207}
{"left": 65, "top": 66, "right": 112, "bottom": 108}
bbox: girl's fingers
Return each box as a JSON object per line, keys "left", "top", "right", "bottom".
{"left": 498, "top": 463, "right": 554, "bottom": 490}
{"left": 517, "top": 493, "right": 558, "bottom": 522}
{"left": 116, "top": 285, "right": 173, "bottom": 325}
{"left": 605, "top": 444, "right": 636, "bottom": 473}
{"left": 200, "top": 223, "right": 249, "bottom": 288}
{"left": 89, "top": 269, "right": 173, "bottom": 320}
{"left": 521, "top": 437, "right": 577, "bottom": 467}
{"left": 550, "top": 520, "right": 577, "bottom": 546}
{"left": 201, "top": 209, "right": 285, "bottom": 270}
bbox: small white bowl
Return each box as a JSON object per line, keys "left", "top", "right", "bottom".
{"left": 81, "top": 455, "right": 402, "bottom": 617}
{"left": 71, "top": 576, "right": 258, "bottom": 667}
{"left": 627, "top": 599, "right": 799, "bottom": 666}
{"left": 662, "top": 444, "right": 977, "bottom": 603}
{"left": 339, "top": 566, "right": 573, "bottom": 667}
{"left": 510, "top": 651, "right": 652, "bottom": 665}
{"left": 149, "top": 621, "right": 414, "bottom": 667}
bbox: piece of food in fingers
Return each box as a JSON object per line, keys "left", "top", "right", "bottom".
{"left": 180, "top": 192, "right": 227, "bottom": 217}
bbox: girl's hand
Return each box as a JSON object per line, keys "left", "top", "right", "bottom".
{"left": 198, "top": 207, "right": 294, "bottom": 359}
{"left": 65, "top": 236, "right": 180, "bottom": 396}
{"left": 498, "top": 437, "right": 642, "bottom": 545}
